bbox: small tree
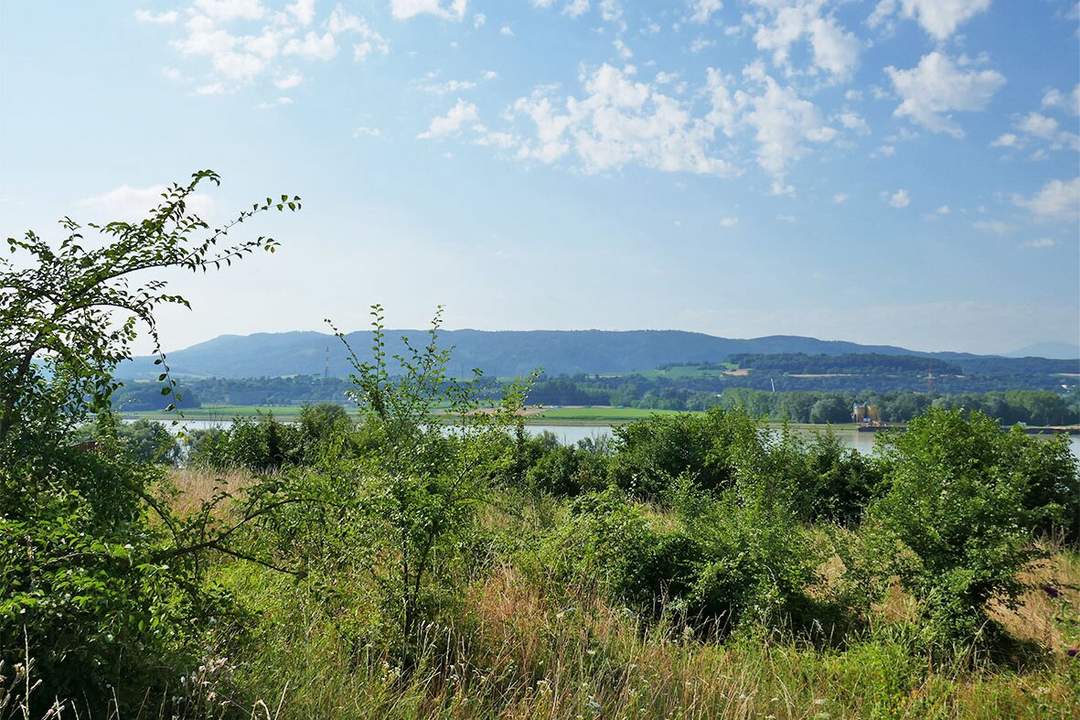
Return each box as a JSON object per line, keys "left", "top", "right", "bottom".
{"left": 0, "top": 171, "right": 301, "bottom": 710}
{"left": 329, "top": 306, "right": 531, "bottom": 663}
{"left": 866, "top": 409, "right": 1066, "bottom": 650}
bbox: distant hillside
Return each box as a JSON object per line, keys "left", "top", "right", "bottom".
{"left": 116, "top": 329, "right": 1077, "bottom": 381}
{"left": 1006, "top": 342, "right": 1080, "bottom": 360}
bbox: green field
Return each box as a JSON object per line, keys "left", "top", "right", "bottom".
{"left": 124, "top": 404, "right": 362, "bottom": 420}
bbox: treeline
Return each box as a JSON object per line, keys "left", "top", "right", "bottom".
{"left": 115, "top": 375, "right": 353, "bottom": 410}
{"left": 115, "top": 373, "right": 1080, "bottom": 427}
{"left": 727, "top": 352, "right": 961, "bottom": 375}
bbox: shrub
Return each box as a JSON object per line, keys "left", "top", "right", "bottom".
{"left": 0, "top": 171, "right": 300, "bottom": 713}
{"left": 608, "top": 407, "right": 762, "bottom": 497}
{"left": 867, "top": 409, "right": 1053, "bottom": 648}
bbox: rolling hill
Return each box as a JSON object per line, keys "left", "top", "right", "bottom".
{"left": 115, "top": 329, "right": 1078, "bottom": 381}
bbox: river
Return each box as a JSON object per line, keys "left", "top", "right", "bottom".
{"left": 131, "top": 418, "right": 1080, "bottom": 458}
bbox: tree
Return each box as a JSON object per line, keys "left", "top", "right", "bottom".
{"left": 866, "top": 409, "right": 1065, "bottom": 650}
{"left": 328, "top": 306, "right": 533, "bottom": 665}
{"left": 0, "top": 171, "right": 301, "bottom": 711}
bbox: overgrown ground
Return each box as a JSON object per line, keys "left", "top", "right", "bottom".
{"left": 159, "top": 467, "right": 1080, "bottom": 720}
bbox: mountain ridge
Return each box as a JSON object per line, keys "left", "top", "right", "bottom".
{"left": 116, "top": 328, "right": 1078, "bottom": 380}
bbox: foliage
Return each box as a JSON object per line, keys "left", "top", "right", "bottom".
{"left": 608, "top": 407, "right": 761, "bottom": 497}
{"left": 0, "top": 171, "right": 300, "bottom": 713}
{"left": 314, "top": 305, "right": 533, "bottom": 662}
{"left": 866, "top": 409, "right": 1074, "bottom": 649}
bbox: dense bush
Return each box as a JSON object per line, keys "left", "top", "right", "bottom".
{"left": 0, "top": 171, "right": 300, "bottom": 715}
{"left": 866, "top": 409, "right": 1077, "bottom": 648}
{"left": 186, "top": 403, "right": 354, "bottom": 472}
{"left": 608, "top": 407, "right": 761, "bottom": 497}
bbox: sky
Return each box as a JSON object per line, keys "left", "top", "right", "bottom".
{"left": 1, "top": 0, "right": 1078, "bottom": 356}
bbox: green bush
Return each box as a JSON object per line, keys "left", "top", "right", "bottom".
{"left": 867, "top": 409, "right": 1056, "bottom": 649}
{"left": 608, "top": 407, "right": 762, "bottom": 497}
{"left": 543, "top": 471, "right": 823, "bottom": 636}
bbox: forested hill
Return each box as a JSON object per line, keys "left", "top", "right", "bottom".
{"left": 116, "top": 329, "right": 1078, "bottom": 380}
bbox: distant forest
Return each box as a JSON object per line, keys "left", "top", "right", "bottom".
{"left": 114, "top": 350, "right": 1080, "bottom": 426}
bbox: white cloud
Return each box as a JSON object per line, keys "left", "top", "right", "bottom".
{"left": 1017, "top": 112, "right": 1059, "bottom": 140}
{"left": 718, "top": 215, "right": 739, "bottom": 227}
{"left": 884, "top": 189, "right": 910, "bottom": 208}
{"left": 353, "top": 126, "right": 382, "bottom": 137}
{"left": 742, "top": 75, "right": 837, "bottom": 194}
{"left": 195, "top": 81, "right": 227, "bottom": 95}
{"left": 689, "top": 37, "right": 714, "bottom": 53}
{"left": 1013, "top": 177, "right": 1080, "bottom": 222}
{"left": 886, "top": 51, "right": 1004, "bottom": 137}
{"left": 499, "top": 24, "right": 515, "bottom": 36}
{"left": 257, "top": 95, "right": 294, "bottom": 109}
{"left": 286, "top": 0, "right": 315, "bottom": 25}
{"left": 390, "top": 0, "right": 467, "bottom": 21}
{"left": 418, "top": 99, "right": 479, "bottom": 139}
{"left": 832, "top": 192, "right": 848, "bottom": 204}
{"left": 1042, "top": 85, "right": 1080, "bottom": 116}
{"left": 837, "top": 112, "right": 869, "bottom": 134}
{"left": 274, "top": 71, "right": 303, "bottom": 88}
{"left": 972, "top": 219, "right": 1012, "bottom": 234}
{"left": 192, "top": 0, "right": 265, "bottom": 22}
{"left": 563, "top": 0, "right": 590, "bottom": 18}
{"left": 1021, "top": 237, "right": 1056, "bottom": 249}
{"left": 78, "top": 184, "right": 214, "bottom": 221}
{"left": 990, "top": 132, "right": 1019, "bottom": 148}
{"left": 751, "top": 1, "right": 860, "bottom": 82}
{"left": 135, "top": 9, "right": 179, "bottom": 24}
{"left": 935, "top": 204, "right": 951, "bottom": 215}
{"left": 473, "top": 12, "right": 486, "bottom": 27}
{"left": 689, "top": 0, "right": 723, "bottom": 24}
{"left": 868, "top": 0, "right": 991, "bottom": 41}
{"left": 510, "top": 64, "right": 736, "bottom": 176}
{"left": 283, "top": 31, "right": 338, "bottom": 61}
{"left": 328, "top": 7, "right": 390, "bottom": 61}
{"left": 873, "top": 144, "right": 896, "bottom": 157}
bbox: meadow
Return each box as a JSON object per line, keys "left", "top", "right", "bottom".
{"left": 4, "top": 175, "right": 1078, "bottom": 720}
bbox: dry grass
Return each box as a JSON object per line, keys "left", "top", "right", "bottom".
{"left": 989, "top": 548, "right": 1080, "bottom": 655}
{"left": 164, "top": 467, "right": 256, "bottom": 517}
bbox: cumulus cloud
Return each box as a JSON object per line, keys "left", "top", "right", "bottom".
{"left": 886, "top": 51, "right": 1004, "bottom": 137}
{"left": 883, "top": 189, "right": 910, "bottom": 208}
{"left": 390, "top": 0, "right": 467, "bottom": 21}
{"left": 832, "top": 192, "right": 848, "bottom": 204}
{"left": 160, "top": 2, "right": 387, "bottom": 96}
{"left": 751, "top": 0, "right": 860, "bottom": 82}
{"left": 742, "top": 75, "right": 837, "bottom": 194}
{"left": 192, "top": 0, "right": 265, "bottom": 22}
{"left": 509, "top": 64, "right": 737, "bottom": 176}
{"left": 868, "top": 0, "right": 991, "bottom": 41}
{"left": 135, "top": 8, "right": 179, "bottom": 23}
{"left": 689, "top": 0, "right": 723, "bottom": 24}
{"left": 417, "top": 99, "right": 479, "bottom": 139}
{"left": 1013, "top": 177, "right": 1080, "bottom": 222}
{"left": 1042, "top": 85, "right": 1080, "bottom": 116}
{"left": 283, "top": 31, "right": 337, "bottom": 60}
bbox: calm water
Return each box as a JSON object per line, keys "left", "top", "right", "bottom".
{"left": 135, "top": 418, "right": 1080, "bottom": 458}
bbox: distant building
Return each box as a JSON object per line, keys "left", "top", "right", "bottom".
{"left": 852, "top": 403, "right": 881, "bottom": 426}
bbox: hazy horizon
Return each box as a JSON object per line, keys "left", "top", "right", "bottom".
{"left": 3, "top": 1, "right": 1078, "bottom": 357}
{"left": 158, "top": 323, "right": 1079, "bottom": 359}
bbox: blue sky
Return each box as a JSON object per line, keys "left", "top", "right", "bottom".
{"left": 1, "top": 0, "right": 1078, "bottom": 355}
